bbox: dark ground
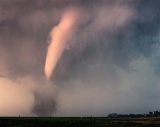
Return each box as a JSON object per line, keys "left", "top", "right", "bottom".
{"left": 0, "top": 117, "right": 160, "bottom": 127}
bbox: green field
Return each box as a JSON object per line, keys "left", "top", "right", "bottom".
{"left": 0, "top": 117, "right": 160, "bottom": 127}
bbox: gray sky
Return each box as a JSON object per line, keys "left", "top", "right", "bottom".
{"left": 0, "top": 0, "right": 160, "bottom": 116}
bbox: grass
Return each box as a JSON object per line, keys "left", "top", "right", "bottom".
{"left": 0, "top": 117, "right": 160, "bottom": 127}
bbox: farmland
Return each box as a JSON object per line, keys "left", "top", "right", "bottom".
{"left": 0, "top": 117, "right": 160, "bottom": 127}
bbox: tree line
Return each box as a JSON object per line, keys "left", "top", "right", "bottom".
{"left": 108, "top": 110, "right": 160, "bottom": 118}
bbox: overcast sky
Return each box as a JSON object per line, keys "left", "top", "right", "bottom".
{"left": 0, "top": 0, "right": 160, "bottom": 116}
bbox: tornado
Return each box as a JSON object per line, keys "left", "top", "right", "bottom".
{"left": 45, "top": 8, "right": 79, "bottom": 80}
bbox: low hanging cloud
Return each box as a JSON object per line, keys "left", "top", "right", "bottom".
{"left": 0, "top": 77, "right": 34, "bottom": 116}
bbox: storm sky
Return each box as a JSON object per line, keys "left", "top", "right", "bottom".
{"left": 0, "top": 0, "right": 160, "bottom": 116}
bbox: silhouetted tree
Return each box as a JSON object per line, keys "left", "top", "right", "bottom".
{"left": 149, "top": 112, "right": 153, "bottom": 117}
{"left": 154, "top": 111, "right": 160, "bottom": 117}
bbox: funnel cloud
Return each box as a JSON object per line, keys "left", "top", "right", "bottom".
{"left": 45, "top": 8, "right": 80, "bottom": 80}
{"left": 0, "top": 0, "right": 160, "bottom": 116}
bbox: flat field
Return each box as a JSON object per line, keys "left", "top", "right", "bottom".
{"left": 0, "top": 117, "right": 160, "bottom": 127}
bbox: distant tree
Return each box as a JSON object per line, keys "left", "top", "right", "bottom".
{"left": 154, "top": 111, "right": 160, "bottom": 117}
{"left": 129, "top": 114, "right": 135, "bottom": 118}
{"left": 149, "top": 112, "right": 153, "bottom": 117}
{"left": 157, "top": 111, "right": 160, "bottom": 117}
{"left": 108, "top": 113, "right": 117, "bottom": 118}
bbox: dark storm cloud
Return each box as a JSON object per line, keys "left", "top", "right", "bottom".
{"left": 61, "top": 0, "right": 160, "bottom": 76}
{"left": 0, "top": 0, "right": 160, "bottom": 116}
